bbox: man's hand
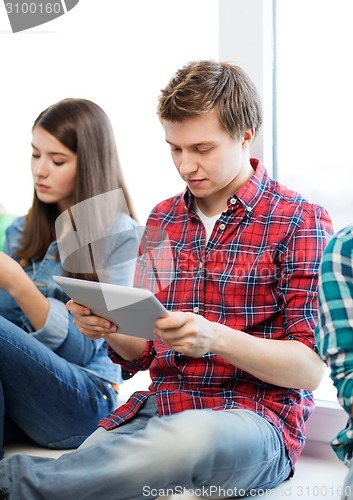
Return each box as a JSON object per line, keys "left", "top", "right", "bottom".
{"left": 66, "top": 299, "right": 148, "bottom": 361}
{"left": 154, "top": 311, "right": 217, "bottom": 357}
{"left": 66, "top": 300, "right": 118, "bottom": 339}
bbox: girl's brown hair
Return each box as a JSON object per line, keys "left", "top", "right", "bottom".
{"left": 17, "top": 98, "right": 136, "bottom": 278}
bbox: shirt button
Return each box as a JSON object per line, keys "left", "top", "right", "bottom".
{"left": 219, "top": 223, "right": 226, "bottom": 231}
{"left": 103, "top": 395, "right": 108, "bottom": 400}
{"left": 107, "top": 383, "right": 112, "bottom": 388}
{"left": 199, "top": 262, "right": 203, "bottom": 269}
{"left": 246, "top": 206, "right": 252, "bottom": 212}
{"left": 230, "top": 197, "right": 237, "bottom": 205}
{"left": 177, "top": 373, "right": 183, "bottom": 380}
{"left": 193, "top": 306, "right": 199, "bottom": 313}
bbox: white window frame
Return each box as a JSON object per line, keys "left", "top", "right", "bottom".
{"left": 219, "top": 0, "right": 274, "bottom": 171}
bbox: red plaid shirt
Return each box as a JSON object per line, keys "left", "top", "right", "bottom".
{"left": 99, "top": 159, "right": 333, "bottom": 470}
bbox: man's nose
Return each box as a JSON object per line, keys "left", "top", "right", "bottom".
{"left": 178, "top": 152, "right": 198, "bottom": 176}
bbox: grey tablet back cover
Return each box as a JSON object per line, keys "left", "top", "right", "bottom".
{"left": 53, "top": 276, "right": 168, "bottom": 339}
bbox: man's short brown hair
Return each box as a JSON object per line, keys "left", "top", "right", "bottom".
{"left": 157, "top": 59, "right": 263, "bottom": 140}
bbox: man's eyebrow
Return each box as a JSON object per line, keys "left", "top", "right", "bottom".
{"left": 165, "top": 140, "right": 215, "bottom": 147}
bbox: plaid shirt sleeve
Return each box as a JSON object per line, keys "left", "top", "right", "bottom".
{"left": 279, "top": 204, "right": 334, "bottom": 349}
{"left": 316, "top": 224, "right": 353, "bottom": 414}
{"left": 108, "top": 340, "right": 155, "bottom": 380}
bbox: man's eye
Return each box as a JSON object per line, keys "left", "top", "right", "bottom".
{"left": 198, "top": 148, "right": 212, "bottom": 154}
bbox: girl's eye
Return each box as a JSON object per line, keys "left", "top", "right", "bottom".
{"left": 32, "top": 154, "right": 40, "bottom": 159}
{"left": 53, "top": 160, "right": 65, "bottom": 166}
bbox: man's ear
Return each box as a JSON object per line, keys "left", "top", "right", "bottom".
{"left": 241, "top": 128, "right": 255, "bottom": 149}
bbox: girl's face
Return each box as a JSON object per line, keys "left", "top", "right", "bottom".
{"left": 31, "top": 126, "right": 77, "bottom": 212}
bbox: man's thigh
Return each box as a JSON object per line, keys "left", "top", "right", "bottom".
{"left": 168, "top": 408, "right": 291, "bottom": 495}
{"left": 79, "top": 395, "right": 159, "bottom": 450}
{"left": 82, "top": 405, "right": 291, "bottom": 496}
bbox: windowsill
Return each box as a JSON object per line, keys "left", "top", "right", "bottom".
{"left": 305, "top": 398, "right": 347, "bottom": 451}
{"left": 305, "top": 368, "right": 347, "bottom": 451}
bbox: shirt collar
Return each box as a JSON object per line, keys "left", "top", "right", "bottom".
{"left": 234, "top": 158, "right": 270, "bottom": 216}
{"left": 182, "top": 158, "right": 270, "bottom": 216}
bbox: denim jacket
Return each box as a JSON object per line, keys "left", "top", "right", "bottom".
{"left": 0, "top": 213, "right": 140, "bottom": 384}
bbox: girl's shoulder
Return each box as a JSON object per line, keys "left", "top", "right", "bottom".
{"left": 5, "top": 214, "right": 26, "bottom": 238}
{"left": 110, "top": 212, "right": 139, "bottom": 236}
{"left": 4, "top": 215, "right": 27, "bottom": 253}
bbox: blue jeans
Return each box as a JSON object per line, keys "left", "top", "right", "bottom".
{"left": 341, "top": 458, "right": 353, "bottom": 499}
{"left": 0, "top": 316, "right": 118, "bottom": 458}
{"left": 0, "top": 395, "right": 292, "bottom": 499}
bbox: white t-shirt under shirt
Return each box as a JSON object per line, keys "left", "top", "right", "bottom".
{"left": 194, "top": 202, "right": 222, "bottom": 244}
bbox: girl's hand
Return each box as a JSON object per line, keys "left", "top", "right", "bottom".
{"left": 0, "top": 252, "right": 27, "bottom": 294}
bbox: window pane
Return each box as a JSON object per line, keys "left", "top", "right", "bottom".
{"left": 275, "top": 0, "right": 353, "bottom": 233}
{"left": 276, "top": 0, "right": 353, "bottom": 403}
{"left": 0, "top": 0, "right": 219, "bottom": 224}
{"left": 313, "top": 368, "right": 338, "bottom": 403}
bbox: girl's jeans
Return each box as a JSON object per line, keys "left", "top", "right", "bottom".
{"left": 0, "top": 315, "right": 118, "bottom": 458}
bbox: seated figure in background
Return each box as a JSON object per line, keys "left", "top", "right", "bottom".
{"left": 0, "top": 98, "right": 140, "bottom": 460}
{"left": 316, "top": 224, "right": 353, "bottom": 500}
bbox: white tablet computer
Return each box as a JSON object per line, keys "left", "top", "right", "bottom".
{"left": 53, "top": 275, "right": 169, "bottom": 339}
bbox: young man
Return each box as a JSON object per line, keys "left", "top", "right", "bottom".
{"left": 0, "top": 60, "right": 333, "bottom": 499}
{"left": 315, "top": 224, "right": 353, "bottom": 499}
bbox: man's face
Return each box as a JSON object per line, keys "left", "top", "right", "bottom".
{"left": 164, "top": 109, "right": 253, "bottom": 216}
